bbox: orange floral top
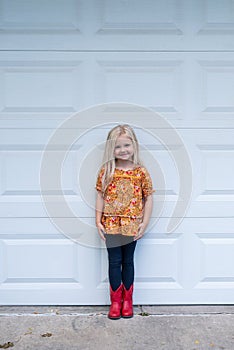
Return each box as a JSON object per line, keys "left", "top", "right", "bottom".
{"left": 95, "top": 166, "right": 155, "bottom": 236}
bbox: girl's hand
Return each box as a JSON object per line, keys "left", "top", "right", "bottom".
{"left": 134, "top": 222, "right": 147, "bottom": 241}
{"left": 96, "top": 223, "right": 106, "bottom": 241}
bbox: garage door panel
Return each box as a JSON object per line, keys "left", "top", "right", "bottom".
{"left": 0, "top": 218, "right": 63, "bottom": 237}
{"left": 173, "top": 129, "right": 234, "bottom": 217}
{"left": 1, "top": 0, "right": 234, "bottom": 51}
{"left": 97, "top": 0, "right": 183, "bottom": 35}
{"left": 180, "top": 221, "right": 234, "bottom": 292}
{"left": 0, "top": 147, "right": 47, "bottom": 217}
{"left": 199, "top": 149, "right": 234, "bottom": 194}
{"left": 193, "top": 130, "right": 234, "bottom": 217}
{"left": 0, "top": 59, "right": 83, "bottom": 114}
{"left": 0, "top": 0, "right": 81, "bottom": 34}
{"left": 196, "top": 58, "right": 234, "bottom": 121}
{"left": 1, "top": 51, "right": 234, "bottom": 128}
{"left": 0, "top": 0, "right": 185, "bottom": 50}
{"left": 0, "top": 240, "right": 98, "bottom": 305}
{"left": 133, "top": 220, "right": 234, "bottom": 303}
{"left": 1, "top": 239, "right": 79, "bottom": 283}
{"left": 2, "top": 127, "right": 233, "bottom": 219}
{"left": 94, "top": 52, "right": 234, "bottom": 127}
{"left": 1, "top": 1, "right": 234, "bottom": 304}
{"left": 2, "top": 151, "right": 41, "bottom": 195}
{"left": 136, "top": 237, "right": 182, "bottom": 284}
{"left": 96, "top": 58, "right": 184, "bottom": 116}
{"left": 199, "top": 235, "right": 234, "bottom": 282}
{"left": 197, "top": 0, "right": 234, "bottom": 35}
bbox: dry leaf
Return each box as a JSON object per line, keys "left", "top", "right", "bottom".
{"left": 24, "top": 327, "right": 33, "bottom": 335}
{"left": 0, "top": 342, "right": 14, "bottom": 349}
{"left": 41, "top": 333, "right": 52, "bottom": 338}
{"left": 194, "top": 340, "right": 200, "bottom": 344}
{"left": 139, "top": 311, "right": 149, "bottom": 316}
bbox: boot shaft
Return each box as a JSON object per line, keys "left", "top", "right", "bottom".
{"left": 122, "top": 284, "right": 134, "bottom": 318}
{"left": 110, "top": 284, "right": 123, "bottom": 302}
{"left": 122, "top": 284, "right": 133, "bottom": 301}
{"left": 108, "top": 284, "right": 123, "bottom": 320}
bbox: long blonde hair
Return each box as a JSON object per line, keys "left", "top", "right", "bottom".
{"left": 100, "top": 124, "right": 143, "bottom": 193}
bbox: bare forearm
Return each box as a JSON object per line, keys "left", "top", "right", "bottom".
{"left": 95, "top": 192, "right": 106, "bottom": 240}
{"left": 134, "top": 194, "right": 153, "bottom": 240}
{"left": 142, "top": 195, "right": 153, "bottom": 225}
{"left": 95, "top": 192, "right": 104, "bottom": 225}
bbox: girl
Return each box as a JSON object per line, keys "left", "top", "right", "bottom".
{"left": 95, "top": 124, "right": 154, "bottom": 320}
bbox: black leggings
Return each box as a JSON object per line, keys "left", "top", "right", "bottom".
{"left": 105, "top": 234, "right": 137, "bottom": 291}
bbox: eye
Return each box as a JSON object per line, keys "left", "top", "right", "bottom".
{"left": 125, "top": 144, "right": 131, "bottom": 147}
{"left": 115, "top": 145, "right": 121, "bottom": 149}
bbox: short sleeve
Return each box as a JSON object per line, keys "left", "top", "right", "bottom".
{"left": 95, "top": 167, "right": 104, "bottom": 192}
{"left": 141, "top": 167, "right": 155, "bottom": 197}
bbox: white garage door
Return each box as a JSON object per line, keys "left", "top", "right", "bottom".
{"left": 1, "top": 0, "right": 234, "bottom": 305}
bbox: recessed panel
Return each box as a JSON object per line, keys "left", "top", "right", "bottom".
{"left": 4, "top": 68, "right": 76, "bottom": 112}
{"left": 0, "top": 0, "right": 80, "bottom": 31}
{"left": 199, "top": 149, "right": 234, "bottom": 195}
{"left": 198, "top": 0, "right": 234, "bottom": 34}
{"left": 1, "top": 150, "right": 78, "bottom": 196}
{"left": 199, "top": 61, "right": 234, "bottom": 113}
{"left": 98, "top": 0, "right": 183, "bottom": 35}
{"left": 135, "top": 238, "right": 180, "bottom": 284}
{"left": 200, "top": 235, "right": 234, "bottom": 282}
{"left": 2, "top": 239, "right": 78, "bottom": 282}
{"left": 97, "top": 60, "right": 183, "bottom": 113}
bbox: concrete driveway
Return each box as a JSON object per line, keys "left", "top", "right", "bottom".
{"left": 0, "top": 305, "right": 234, "bottom": 349}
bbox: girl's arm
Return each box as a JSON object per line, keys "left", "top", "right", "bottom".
{"left": 134, "top": 194, "right": 153, "bottom": 241}
{"left": 95, "top": 191, "right": 106, "bottom": 241}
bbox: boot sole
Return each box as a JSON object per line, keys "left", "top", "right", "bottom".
{"left": 108, "top": 315, "right": 121, "bottom": 320}
{"left": 121, "top": 314, "right": 133, "bottom": 318}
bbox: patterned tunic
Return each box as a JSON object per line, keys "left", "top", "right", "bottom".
{"left": 95, "top": 166, "right": 155, "bottom": 236}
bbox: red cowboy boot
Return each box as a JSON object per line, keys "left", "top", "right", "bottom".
{"left": 108, "top": 284, "right": 122, "bottom": 320}
{"left": 122, "top": 284, "right": 134, "bottom": 318}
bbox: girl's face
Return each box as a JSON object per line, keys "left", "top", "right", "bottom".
{"left": 114, "top": 134, "right": 134, "bottom": 162}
